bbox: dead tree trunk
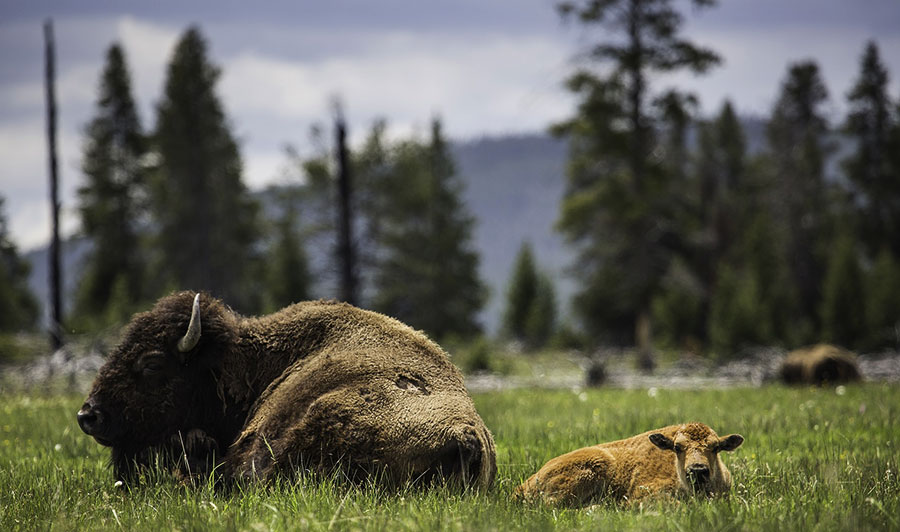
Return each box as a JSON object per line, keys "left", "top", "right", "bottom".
{"left": 334, "top": 104, "right": 357, "bottom": 306}
{"left": 44, "top": 19, "right": 63, "bottom": 351}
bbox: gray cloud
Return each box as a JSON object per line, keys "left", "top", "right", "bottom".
{"left": 1, "top": 0, "right": 899, "bottom": 251}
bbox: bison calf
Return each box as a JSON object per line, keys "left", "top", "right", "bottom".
{"left": 515, "top": 422, "right": 743, "bottom": 506}
{"left": 77, "top": 291, "right": 496, "bottom": 488}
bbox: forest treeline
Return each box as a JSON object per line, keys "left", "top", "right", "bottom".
{"left": 1, "top": 0, "right": 899, "bottom": 359}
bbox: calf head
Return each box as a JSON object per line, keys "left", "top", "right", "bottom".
{"left": 649, "top": 423, "right": 743, "bottom": 495}
{"left": 77, "top": 292, "right": 230, "bottom": 480}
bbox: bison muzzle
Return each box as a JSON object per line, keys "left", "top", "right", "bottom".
{"left": 77, "top": 291, "right": 496, "bottom": 488}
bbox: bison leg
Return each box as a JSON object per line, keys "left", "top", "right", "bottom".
{"left": 520, "top": 450, "right": 615, "bottom": 506}
{"left": 221, "top": 391, "right": 377, "bottom": 484}
{"left": 171, "top": 429, "right": 219, "bottom": 483}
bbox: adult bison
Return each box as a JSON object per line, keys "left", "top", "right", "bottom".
{"left": 779, "top": 344, "right": 862, "bottom": 385}
{"left": 77, "top": 291, "right": 496, "bottom": 488}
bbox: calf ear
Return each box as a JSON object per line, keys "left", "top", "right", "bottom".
{"left": 716, "top": 434, "right": 744, "bottom": 452}
{"left": 649, "top": 433, "right": 675, "bottom": 451}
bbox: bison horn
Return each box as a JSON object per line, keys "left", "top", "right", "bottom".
{"left": 177, "top": 293, "right": 202, "bottom": 352}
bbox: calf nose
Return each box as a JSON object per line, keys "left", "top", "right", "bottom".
{"left": 687, "top": 464, "right": 710, "bottom": 483}
{"left": 76, "top": 402, "right": 104, "bottom": 435}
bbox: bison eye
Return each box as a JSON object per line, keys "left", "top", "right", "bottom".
{"left": 137, "top": 353, "right": 167, "bottom": 377}
{"left": 142, "top": 361, "right": 164, "bottom": 376}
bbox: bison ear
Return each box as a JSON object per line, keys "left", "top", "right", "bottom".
{"left": 649, "top": 433, "right": 675, "bottom": 451}
{"left": 716, "top": 434, "right": 744, "bottom": 452}
{"left": 177, "top": 293, "right": 202, "bottom": 354}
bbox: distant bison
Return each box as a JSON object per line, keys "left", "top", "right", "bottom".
{"left": 514, "top": 422, "right": 743, "bottom": 506}
{"left": 780, "top": 344, "right": 862, "bottom": 385}
{"left": 77, "top": 291, "right": 496, "bottom": 488}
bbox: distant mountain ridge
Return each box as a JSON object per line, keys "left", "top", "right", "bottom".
{"left": 453, "top": 133, "right": 574, "bottom": 333}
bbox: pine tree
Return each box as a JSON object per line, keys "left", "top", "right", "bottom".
{"left": 525, "top": 272, "right": 558, "bottom": 350}
{"left": 373, "top": 118, "right": 485, "bottom": 340}
{"left": 651, "top": 257, "right": 704, "bottom": 350}
{"left": 765, "top": 60, "right": 832, "bottom": 336}
{"left": 695, "top": 101, "right": 748, "bottom": 262}
{"left": 265, "top": 189, "right": 311, "bottom": 311}
{"left": 503, "top": 241, "right": 539, "bottom": 342}
{"left": 502, "top": 242, "right": 559, "bottom": 349}
{"left": 843, "top": 41, "right": 898, "bottom": 259}
{"left": 74, "top": 43, "right": 147, "bottom": 325}
{"left": 707, "top": 204, "right": 800, "bottom": 355}
{"left": 152, "top": 27, "right": 261, "bottom": 312}
{"left": 0, "top": 196, "right": 40, "bottom": 332}
{"left": 282, "top": 120, "right": 390, "bottom": 305}
{"left": 647, "top": 91, "right": 704, "bottom": 348}
{"left": 352, "top": 120, "right": 393, "bottom": 304}
{"left": 819, "top": 232, "right": 866, "bottom": 349}
{"left": 554, "top": 0, "right": 720, "bottom": 348}
{"left": 683, "top": 100, "right": 750, "bottom": 350}
{"left": 864, "top": 249, "right": 900, "bottom": 349}
{"left": 284, "top": 127, "right": 340, "bottom": 299}
{"left": 707, "top": 262, "right": 767, "bottom": 355}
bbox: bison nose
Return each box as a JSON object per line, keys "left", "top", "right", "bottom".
{"left": 457, "top": 430, "right": 483, "bottom": 470}
{"left": 687, "top": 464, "right": 710, "bottom": 484}
{"left": 77, "top": 402, "right": 104, "bottom": 435}
{"left": 433, "top": 429, "right": 483, "bottom": 484}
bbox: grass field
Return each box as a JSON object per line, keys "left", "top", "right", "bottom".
{"left": 1, "top": 383, "right": 898, "bottom": 531}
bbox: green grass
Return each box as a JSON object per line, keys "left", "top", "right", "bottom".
{"left": 1, "top": 384, "right": 898, "bottom": 531}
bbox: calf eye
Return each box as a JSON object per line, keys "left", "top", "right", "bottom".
{"left": 674, "top": 443, "right": 685, "bottom": 453}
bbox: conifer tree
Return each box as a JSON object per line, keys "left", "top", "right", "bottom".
{"left": 864, "top": 249, "right": 900, "bottom": 349}
{"left": 75, "top": 43, "right": 146, "bottom": 325}
{"left": 695, "top": 101, "right": 747, "bottom": 263}
{"left": 152, "top": 27, "right": 261, "bottom": 312}
{"left": 707, "top": 262, "right": 768, "bottom": 354}
{"left": 707, "top": 210, "right": 797, "bottom": 354}
{"left": 282, "top": 121, "right": 394, "bottom": 306}
{"left": 843, "top": 41, "right": 898, "bottom": 258}
{"left": 502, "top": 241, "right": 558, "bottom": 349}
{"left": 525, "top": 270, "right": 558, "bottom": 349}
{"left": 554, "top": 0, "right": 720, "bottom": 348}
{"left": 682, "top": 100, "right": 750, "bottom": 350}
{"left": 647, "top": 91, "right": 704, "bottom": 348}
{"left": 373, "top": 119, "right": 485, "bottom": 340}
{"left": 265, "top": 190, "right": 311, "bottom": 311}
{"left": 819, "top": 232, "right": 865, "bottom": 348}
{"left": 0, "top": 196, "right": 39, "bottom": 332}
{"left": 503, "top": 241, "right": 539, "bottom": 342}
{"left": 352, "top": 120, "right": 393, "bottom": 304}
{"left": 765, "top": 60, "right": 832, "bottom": 336}
{"left": 284, "top": 128, "right": 340, "bottom": 299}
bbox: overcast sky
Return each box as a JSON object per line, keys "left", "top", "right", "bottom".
{"left": 1, "top": 0, "right": 899, "bottom": 251}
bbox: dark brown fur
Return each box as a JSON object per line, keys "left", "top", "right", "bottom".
{"left": 780, "top": 344, "right": 862, "bottom": 385}
{"left": 78, "top": 291, "right": 496, "bottom": 488}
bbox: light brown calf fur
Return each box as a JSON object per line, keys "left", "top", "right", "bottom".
{"left": 514, "top": 422, "right": 743, "bottom": 506}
